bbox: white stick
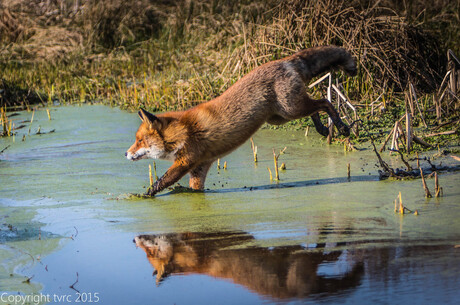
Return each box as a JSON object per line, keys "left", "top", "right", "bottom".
{"left": 308, "top": 73, "right": 331, "bottom": 88}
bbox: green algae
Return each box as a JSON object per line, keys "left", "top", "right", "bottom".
{"left": 0, "top": 105, "right": 459, "bottom": 303}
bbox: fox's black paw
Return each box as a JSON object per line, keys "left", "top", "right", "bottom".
{"left": 144, "top": 187, "right": 157, "bottom": 197}
{"left": 337, "top": 122, "right": 350, "bottom": 137}
{"left": 315, "top": 125, "right": 330, "bottom": 137}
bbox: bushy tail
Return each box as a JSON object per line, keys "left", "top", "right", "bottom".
{"left": 290, "top": 46, "right": 357, "bottom": 80}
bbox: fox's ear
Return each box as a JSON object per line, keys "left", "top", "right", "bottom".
{"left": 138, "top": 108, "right": 162, "bottom": 130}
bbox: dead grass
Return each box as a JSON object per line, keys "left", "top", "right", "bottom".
{"left": 0, "top": 0, "right": 458, "bottom": 113}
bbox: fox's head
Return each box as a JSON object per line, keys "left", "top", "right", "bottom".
{"left": 134, "top": 234, "right": 174, "bottom": 284}
{"left": 126, "top": 108, "right": 180, "bottom": 161}
{"left": 134, "top": 234, "right": 198, "bottom": 285}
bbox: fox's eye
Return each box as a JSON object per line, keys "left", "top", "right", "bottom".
{"left": 138, "top": 139, "right": 142, "bottom": 144}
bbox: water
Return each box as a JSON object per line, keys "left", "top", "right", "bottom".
{"left": 1, "top": 105, "right": 459, "bottom": 304}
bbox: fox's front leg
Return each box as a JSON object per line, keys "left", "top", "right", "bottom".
{"left": 189, "top": 161, "right": 213, "bottom": 190}
{"left": 146, "top": 161, "right": 194, "bottom": 196}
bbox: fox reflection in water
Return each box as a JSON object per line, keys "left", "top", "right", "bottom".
{"left": 134, "top": 231, "right": 363, "bottom": 299}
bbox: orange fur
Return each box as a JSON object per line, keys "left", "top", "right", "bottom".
{"left": 134, "top": 232, "right": 364, "bottom": 298}
{"left": 126, "top": 46, "right": 356, "bottom": 195}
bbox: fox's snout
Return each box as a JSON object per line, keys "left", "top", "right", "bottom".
{"left": 126, "top": 149, "right": 145, "bottom": 161}
{"left": 126, "top": 151, "right": 135, "bottom": 161}
{"left": 125, "top": 147, "right": 142, "bottom": 161}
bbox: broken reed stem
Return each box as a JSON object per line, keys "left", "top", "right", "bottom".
{"left": 380, "top": 128, "right": 394, "bottom": 152}
{"left": 434, "top": 171, "right": 439, "bottom": 194}
{"left": 46, "top": 109, "right": 51, "bottom": 120}
{"left": 224, "top": 161, "right": 227, "bottom": 170}
{"left": 217, "top": 158, "right": 221, "bottom": 170}
{"left": 28, "top": 109, "right": 35, "bottom": 135}
{"left": 153, "top": 161, "right": 158, "bottom": 181}
{"left": 149, "top": 164, "right": 153, "bottom": 186}
{"left": 406, "top": 92, "right": 413, "bottom": 154}
{"left": 267, "top": 167, "right": 273, "bottom": 181}
{"left": 305, "top": 126, "right": 310, "bottom": 137}
{"left": 389, "top": 121, "right": 399, "bottom": 155}
{"left": 347, "top": 163, "right": 350, "bottom": 179}
{"left": 1, "top": 107, "right": 8, "bottom": 135}
{"left": 419, "top": 168, "right": 432, "bottom": 198}
{"left": 273, "top": 149, "right": 279, "bottom": 180}
{"left": 399, "top": 192, "right": 404, "bottom": 214}
{"left": 30, "top": 110, "right": 35, "bottom": 124}
{"left": 250, "top": 138, "right": 257, "bottom": 163}
{"left": 380, "top": 115, "right": 405, "bottom": 153}
{"left": 416, "top": 151, "right": 420, "bottom": 168}
{"left": 434, "top": 171, "right": 443, "bottom": 197}
{"left": 396, "top": 192, "right": 413, "bottom": 214}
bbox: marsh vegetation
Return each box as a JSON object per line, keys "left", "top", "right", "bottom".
{"left": 0, "top": 0, "right": 459, "bottom": 150}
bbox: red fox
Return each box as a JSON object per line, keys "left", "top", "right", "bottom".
{"left": 134, "top": 232, "right": 364, "bottom": 297}
{"left": 126, "top": 46, "right": 357, "bottom": 196}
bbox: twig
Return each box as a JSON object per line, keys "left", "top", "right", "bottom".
{"left": 390, "top": 121, "right": 400, "bottom": 154}
{"left": 379, "top": 115, "right": 407, "bottom": 152}
{"left": 390, "top": 149, "right": 412, "bottom": 171}
{"left": 424, "top": 157, "right": 436, "bottom": 170}
{"left": 149, "top": 164, "right": 153, "bottom": 186}
{"left": 69, "top": 272, "right": 80, "bottom": 293}
{"left": 250, "top": 138, "right": 257, "bottom": 163}
{"left": 399, "top": 192, "right": 404, "bottom": 214}
{"left": 273, "top": 149, "right": 279, "bottom": 180}
{"left": 22, "top": 275, "right": 34, "bottom": 284}
{"left": 423, "top": 130, "right": 456, "bottom": 137}
{"left": 433, "top": 118, "right": 459, "bottom": 130}
{"left": 420, "top": 168, "right": 432, "bottom": 198}
{"left": 0, "top": 145, "right": 10, "bottom": 154}
{"left": 412, "top": 135, "right": 432, "bottom": 148}
{"left": 380, "top": 128, "right": 394, "bottom": 152}
{"left": 434, "top": 172, "right": 443, "bottom": 197}
{"left": 371, "top": 138, "right": 395, "bottom": 177}
{"left": 153, "top": 161, "right": 158, "bottom": 180}
{"left": 409, "top": 83, "right": 427, "bottom": 128}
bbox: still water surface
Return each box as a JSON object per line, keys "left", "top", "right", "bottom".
{"left": 1, "top": 105, "right": 459, "bottom": 304}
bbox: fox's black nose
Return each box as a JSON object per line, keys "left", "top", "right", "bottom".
{"left": 125, "top": 152, "right": 128, "bottom": 156}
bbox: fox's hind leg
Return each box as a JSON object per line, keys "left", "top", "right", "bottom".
{"left": 277, "top": 95, "right": 349, "bottom": 137}
{"left": 311, "top": 113, "right": 330, "bottom": 137}
{"left": 308, "top": 98, "right": 349, "bottom": 136}
{"left": 189, "top": 160, "right": 213, "bottom": 190}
